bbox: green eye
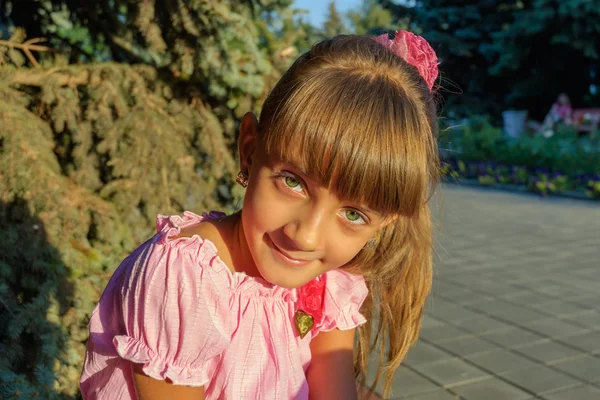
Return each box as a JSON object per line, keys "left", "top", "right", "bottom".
{"left": 285, "top": 176, "right": 300, "bottom": 188}
{"left": 345, "top": 210, "right": 361, "bottom": 222}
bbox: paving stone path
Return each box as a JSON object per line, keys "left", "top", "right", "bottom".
{"left": 379, "top": 184, "right": 600, "bottom": 400}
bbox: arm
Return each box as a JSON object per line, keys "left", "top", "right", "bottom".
{"left": 115, "top": 221, "right": 228, "bottom": 400}
{"left": 307, "top": 328, "right": 358, "bottom": 400}
{"left": 132, "top": 363, "right": 205, "bottom": 400}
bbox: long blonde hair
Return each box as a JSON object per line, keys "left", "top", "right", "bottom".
{"left": 257, "top": 35, "right": 439, "bottom": 398}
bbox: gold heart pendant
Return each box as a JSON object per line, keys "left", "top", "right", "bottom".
{"left": 294, "top": 310, "right": 314, "bottom": 339}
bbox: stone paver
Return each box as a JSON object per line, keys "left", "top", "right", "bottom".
{"left": 450, "top": 377, "right": 532, "bottom": 400}
{"left": 369, "top": 185, "right": 600, "bottom": 399}
{"left": 543, "top": 384, "right": 600, "bottom": 399}
{"left": 551, "top": 355, "right": 600, "bottom": 383}
{"left": 465, "top": 349, "right": 540, "bottom": 375}
{"left": 514, "top": 340, "right": 584, "bottom": 364}
{"left": 404, "top": 342, "right": 455, "bottom": 367}
{"left": 499, "top": 366, "right": 581, "bottom": 395}
{"left": 399, "top": 390, "right": 460, "bottom": 400}
{"left": 480, "top": 326, "right": 546, "bottom": 348}
{"left": 411, "top": 357, "right": 491, "bottom": 388}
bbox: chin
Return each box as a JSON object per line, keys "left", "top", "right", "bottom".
{"left": 258, "top": 265, "right": 315, "bottom": 289}
{"left": 249, "top": 235, "right": 324, "bottom": 288}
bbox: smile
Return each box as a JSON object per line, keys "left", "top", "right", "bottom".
{"left": 269, "top": 237, "right": 313, "bottom": 267}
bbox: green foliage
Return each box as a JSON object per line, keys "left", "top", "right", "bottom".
{"left": 486, "top": 0, "right": 600, "bottom": 109}
{"left": 0, "top": 64, "right": 238, "bottom": 399}
{"left": 440, "top": 115, "right": 505, "bottom": 161}
{"left": 439, "top": 161, "right": 459, "bottom": 179}
{"left": 0, "top": 60, "right": 245, "bottom": 397}
{"left": 441, "top": 116, "right": 600, "bottom": 175}
{"left": 2, "top": 0, "right": 308, "bottom": 119}
{"left": 324, "top": 1, "right": 347, "bottom": 37}
{"left": 347, "top": 0, "right": 410, "bottom": 36}
{"left": 0, "top": 79, "right": 133, "bottom": 397}
{"left": 527, "top": 173, "right": 570, "bottom": 196}
{"left": 396, "top": 0, "right": 516, "bottom": 117}
{"left": 585, "top": 180, "right": 600, "bottom": 199}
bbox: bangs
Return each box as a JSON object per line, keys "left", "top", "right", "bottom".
{"left": 261, "top": 69, "right": 433, "bottom": 217}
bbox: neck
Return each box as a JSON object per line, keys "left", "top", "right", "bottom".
{"left": 229, "top": 211, "right": 261, "bottom": 278}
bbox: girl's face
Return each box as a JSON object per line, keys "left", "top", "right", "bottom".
{"left": 238, "top": 114, "right": 390, "bottom": 288}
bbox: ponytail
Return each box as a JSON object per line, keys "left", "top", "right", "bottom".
{"left": 353, "top": 206, "right": 433, "bottom": 398}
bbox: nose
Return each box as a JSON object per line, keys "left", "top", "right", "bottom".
{"left": 282, "top": 205, "right": 325, "bottom": 252}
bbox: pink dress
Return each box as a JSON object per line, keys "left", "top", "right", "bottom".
{"left": 80, "top": 211, "right": 368, "bottom": 399}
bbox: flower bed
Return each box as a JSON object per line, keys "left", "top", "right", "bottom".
{"left": 441, "top": 159, "right": 600, "bottom": 199}
{"left": 439, "top": 115, "right": 600, "bottom": 199}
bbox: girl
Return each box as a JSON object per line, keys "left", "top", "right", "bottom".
{"left": 540, "top": 93, "right": 572, "bottom": 136}
{"left": 80, "top": 32, "right": 440, "bottom": 400}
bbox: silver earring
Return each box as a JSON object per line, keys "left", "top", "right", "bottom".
{"left": 365, "top": 238, "right": 377, "bottom": 249}
{"left": 236, "top": 171, "right": 249, "bottom": 188}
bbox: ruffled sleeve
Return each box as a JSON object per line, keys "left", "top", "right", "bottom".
{"left": 112, "top": 211, "right": 231, "bottom": 386}
{"left": 316, "top": 269, "right": 368, "bottom": 333}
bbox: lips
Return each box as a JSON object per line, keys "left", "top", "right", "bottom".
{"left": 268, "top": 236, "right": 313, "bottom": 267}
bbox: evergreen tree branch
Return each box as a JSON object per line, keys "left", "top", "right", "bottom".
{"left": 31, "top": 0, "right": 96, "bottom": 62}
{"left": 0, "top": 296, "right": 16, "bottom": 318}
{"left": 10, "top": 69, "right": 89, "bottom": 87}
{"left": 47, "top": 32, "right": 96, "bottom": 62}
{"left": 87, "top": 23, "right": 152, "bottom": 65}
{"left": 0, "top": 38, "right": 50, "bottom": 67}
{"left": 96, "top": 0, "right": 150, "bottom": 64}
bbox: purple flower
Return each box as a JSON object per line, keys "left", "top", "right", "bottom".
{"left": 535, "top": 167, "right": 549, "bottom": 175}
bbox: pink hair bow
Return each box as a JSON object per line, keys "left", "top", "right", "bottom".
{"left": 374, "top": 30, "right": 439, "bottom": 91}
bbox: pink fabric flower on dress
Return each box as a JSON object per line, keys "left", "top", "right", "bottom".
{"left": 297, "top": 278, "right": 325, "bottom": 325}
{"left": 374, "top": 30, "right": 439, "bottom": 91}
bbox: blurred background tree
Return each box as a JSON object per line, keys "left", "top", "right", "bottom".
{"left": 348, "top": 0, "right": 410, "bottom": 35}
{"left": 408, "top": 0, "right": 515, "bottom": 118}
{"left": 485, "top": 0, "right": 600, "bottom": 117}
{"left": 324, "top": 1, "right": 347, "bottom": 37}
{"left": 375, "top": 0, "right": 600, "bottom": 120}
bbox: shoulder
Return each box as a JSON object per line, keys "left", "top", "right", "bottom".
{"left": 157, "top": 210, "right": 224, "bottom": 242}
{"left": 153, "top": 211, "right": 224, "bottom": 258}
{"left": 120, "top": 211, "right": 232, "bottom": 295}
{"left": 161, "top": 210, "right": 236, "bottom": 268}
{"left": 115, "top": 211, "right": 232, "bottom": 300}
{"left": 316, "top": 269, "right": 368, "bottom": 333}
{"left": 169, "top": 213, "right": 222, "bottom": 246}
{"left": 323, "top": 269, "right": 368, "bottom": 301}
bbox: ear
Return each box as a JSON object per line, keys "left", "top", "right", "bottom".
{"left": 238, "top": 112, "right": 259, "bottom": 172}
